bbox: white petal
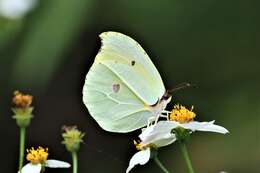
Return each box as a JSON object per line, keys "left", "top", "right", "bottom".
{"left": 139, "top": 121, "right": 177, "bottom": 147}
{"left": 180, "top": 121, "right": 229, "bottom": 134}
{"left": 126, "top": 148, "right": 150, "bottom": 173}
{"left": 45, "top": 159, "right": 71, "bottom": 168}
{"left": 19, "top": 163, "right": 41, "bottom": 173}
{"left": 153, "top": 135, "right": 176, "bottom": 147}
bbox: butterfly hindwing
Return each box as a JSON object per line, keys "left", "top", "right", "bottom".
{"left": 83, "top": 61, "right": 152, "bottom": 132}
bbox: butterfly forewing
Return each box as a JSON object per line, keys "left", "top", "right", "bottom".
{"left": 83, "top": 32, "right": 166, "bottom": 132}
{"left": 97, "top": 32, "right": 165, "bottom": 104}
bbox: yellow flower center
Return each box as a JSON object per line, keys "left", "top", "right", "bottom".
{"left": 26, "top": 147, "right": 49, "bottom": 164}
{"left": 134, "top": 140, "right": 144, "bottom": 150}
{"left": 134, "top": 140, "right": 152, "bottom": 150}
{"left": 133, "top": 140, "right": 156, "bottom": 150}
{"left": 170, "top": 104, "right": 196, "bottom": 123}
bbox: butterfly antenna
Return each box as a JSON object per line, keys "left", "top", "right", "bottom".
{"left": 168, "top": 82, "right": 196, "bottom": 94}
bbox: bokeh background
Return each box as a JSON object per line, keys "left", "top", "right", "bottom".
{"left": 0, "top": 0, "right": 259, "bottom": 172}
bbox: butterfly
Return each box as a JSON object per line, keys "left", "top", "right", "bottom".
{"left": 82, "top": 31, "right": 173, "bottom": 133}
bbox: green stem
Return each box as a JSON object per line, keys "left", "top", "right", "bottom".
{"left": 154, "top": 156, "right": 171, "bottom": 173}
{"left": 179, "top": 141, "right": 195, "bottom": 173}
{"left": 72, "top": 152, "right": 78, "bottom": 173}
{"left": 18, "top": 127, "right": 26, "bottom": 172}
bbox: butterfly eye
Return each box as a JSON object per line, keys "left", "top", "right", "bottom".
{"left": 131, "top": 60, "right": 135, "bottom": 66}
{"left": 162, "top": 92, "right": 171, "bottom": 100}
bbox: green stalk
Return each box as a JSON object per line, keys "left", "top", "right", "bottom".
{"left": 18, "top": 127, "right": 26, "bottom": 171}
{"left": 179, "top": 141, "right": 195, "bottom": 173}
{"left": 72, "top": 151, "right": 78, "bottom": 173}
{"left": 154, "top": 156, "right": 171, "bottom": 173}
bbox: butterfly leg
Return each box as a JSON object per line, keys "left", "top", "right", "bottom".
{"left": 161, "top": 110, "right": 171, "bottom": 120}
{"left": 161, "top": 110, "right": 171, "bottom": 114}
{"left": 155, "top": 114, "right": 168, "bottom": 122}
{"left": 155, "top": 112, "right": 169, "bottom": 123}
{"left": 155, "top": 114, "right": 161, "bottom": 123}
{"left": 147, "top": 116, "right": 156, "bottom": 127}
{"left": 148, "top": 110, "right": 171, "bottom": 126}
{"left": 161, "top": 114, "right": 169, "bottom": 120}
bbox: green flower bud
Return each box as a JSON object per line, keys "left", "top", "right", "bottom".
{"left": 62, "top": 126, "right": 84, "bottom": 153}
{"left": 172, "top": 127, "right": 191, "bottom": 142}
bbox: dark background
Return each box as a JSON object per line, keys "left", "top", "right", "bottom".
{"left": 0, "top": 0, "right": 259, "bottom": 173}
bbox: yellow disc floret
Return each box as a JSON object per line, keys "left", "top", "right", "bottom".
{"left": 133, "top": 140, "right": 157, "bottom": 150}
{"left": 26, "top": 146, "right": 49, "bottom": 164}
{"left": 134, "top": 140, "right": 144, "bottom": 150}
{"left": 170, "top": 104, "right": 196, "bottom": 123}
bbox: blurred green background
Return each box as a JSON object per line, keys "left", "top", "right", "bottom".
{"left": 0, "top": 0, "right": 259, "bottom": 172}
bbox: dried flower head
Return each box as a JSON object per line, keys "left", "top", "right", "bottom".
{"left": 13, "top": 90, "right": 33, "bottom": 108}
{"left": 12, "top": 90, "right": 34, "bottom": 127}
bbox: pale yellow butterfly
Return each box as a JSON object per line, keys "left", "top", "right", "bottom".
{"left": 82, "top": 31, "right": 171, "bottom": 133}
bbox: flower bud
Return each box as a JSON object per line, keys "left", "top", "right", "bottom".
{"left": 62, "top": 126, "right": 84, "bottom": 152}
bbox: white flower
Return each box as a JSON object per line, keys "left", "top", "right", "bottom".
{"left": 167, "top": 104, "right": 229, "bottom": 134}
{"left": 19, "top": 146, "right": 70, "bottom": 173}
{"left": 129, "top": 120, "right": 228, "bottom": 173}
{"left": 126, "top": 125, "right": 176, "bottom": 173}
{"left": 141, "top": 105, "right": 228, "bottom": 143}
{"left": 126, "top": 104, "right": 228, "bottom": 173}
{"left": 19, "top": 160, "right": 71, "bottom": 173}
{"left": 0, "top": 0, "right": 37, "bottom": 19}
